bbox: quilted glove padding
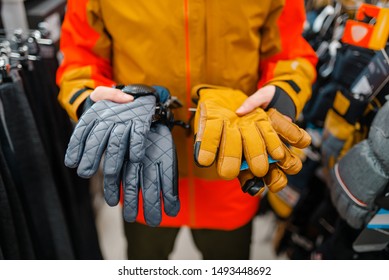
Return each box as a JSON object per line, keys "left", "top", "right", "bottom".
{"left": 122, "top": 123, "right": 179, "bottom": 227}
{"left": 328, "top": 100, "right": 389, "bottom": 229}
{"left": 65, "top": 96, "right": 156, "bottom": 206}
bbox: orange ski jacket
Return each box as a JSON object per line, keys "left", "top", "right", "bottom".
{"left": 57, "top": 0, "right": 317, "bottom": 230}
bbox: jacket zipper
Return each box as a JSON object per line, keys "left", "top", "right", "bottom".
{"left": 183, "top": 0, "right": 196, "bottom": 227}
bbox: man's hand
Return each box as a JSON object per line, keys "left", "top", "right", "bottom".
{"left": 235, "top": 86, "right": 309, "bottom": 196}
{"left": 235, "top": 85, "right": 276, "bottom": 116}
{"left": 236, "top": 85, "right": 293, "bottom": 122}
{"left": 90, "top": 86, "right": 134, "bottom": 103}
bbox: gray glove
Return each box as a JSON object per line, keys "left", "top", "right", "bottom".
{"left": 328, "top": 100, "right": 389, "bottom": 229}
{"left": 122, "top": 123, "right": 179, "bottom": 226}
{"left": 65, "top": 84, "right": 180, "bottom": 226}
{"left": 64, "top": 85, "right": 157, "bottom": 206}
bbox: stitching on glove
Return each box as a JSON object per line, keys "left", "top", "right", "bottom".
{"left": 74, "top": 119, "right": 99, "bottom": 168}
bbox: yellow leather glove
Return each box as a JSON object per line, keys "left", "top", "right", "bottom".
{"left": 193, "top": 85, "right": 309, "bottom": 182}
{"left": 192, "top": 85, "right": 247, "bottom": 180}
{"left": 239, "top": 109, "right": 311, "bottom": 196}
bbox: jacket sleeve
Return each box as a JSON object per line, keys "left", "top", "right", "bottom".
{"left": 259, "top": 0, "right": 318, "bottom": 119}
{"left": 328, "top": 101, "right": 389, "bottom": 229}
{"left": 56, "top": 0, "right": 115, "bottom": 121}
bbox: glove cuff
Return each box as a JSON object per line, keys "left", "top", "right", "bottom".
{"left": 191, "top": 84, "right": 226, "bottom": 100}
{"left": 117, "top": 84, "right": 160, "bottom": 102}
{"left": 191, "top": 84, "right": 247, "bottom": 101}
{"left": 191, "top": 84, "right": 248, "bottom": 112}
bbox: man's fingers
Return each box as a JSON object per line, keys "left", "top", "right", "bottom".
{"left": 236, "top": 85, "right": 276, "bottom": 116}
{"left": 90, "top": 86, "right": 134, "bottom": 103}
